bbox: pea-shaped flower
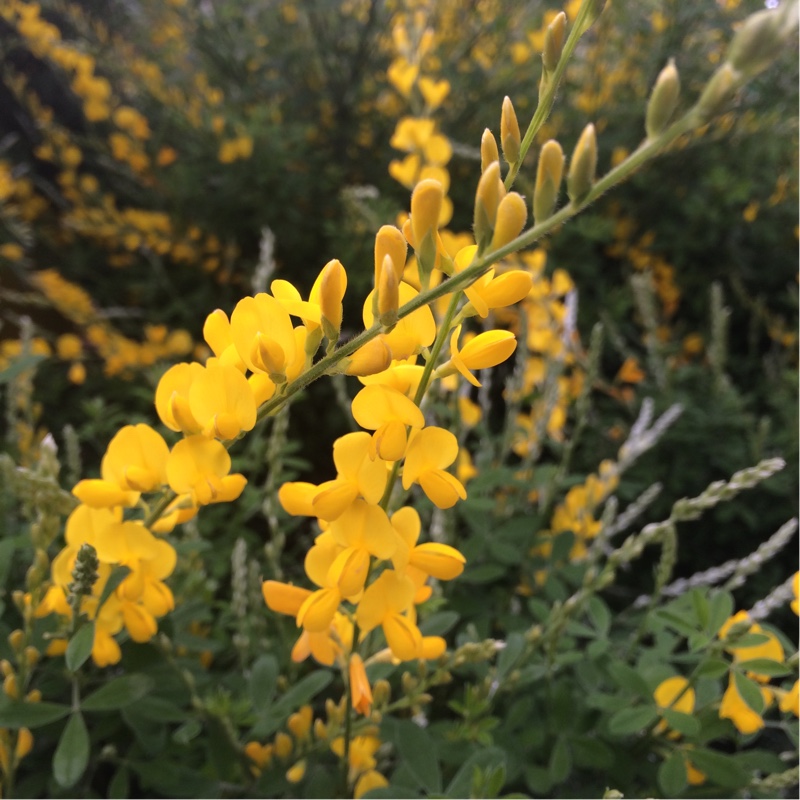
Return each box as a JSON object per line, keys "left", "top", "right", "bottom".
{"left": 155, "top": 362, "right": 205, "bottom": 434}
{"left": 230, "top": 292, "right": 296, "bottom": 382}
{"left": 166, "top": 435, "right": 246, "bottom": 506}
{"left": 351, "top": 385, "right": 425, "bottom": 461}
{"left": 437, "top": 324, "right": 517, "bottom": 387}
{"left": 188, "top": 362, "right": 257, "bottom": 440}
{"left": 363, "top": 283, "right": 435, "bottom": 360}
{"left": 73, "top": 423, "right": 169, "bottom": 507}
{"left": 401, "top": 427, "right": 466, "bottom": 509}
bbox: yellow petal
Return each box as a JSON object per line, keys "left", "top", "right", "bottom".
{"left": 262, "top": 580, "right": 312, "bottom": 616}
{"left": 297, "top": 587, "right": 341, "bottom": 632}
{"left": 409, "top": 543, "right": 466, "bottom": 580}
{"left": 419, "top": 469, "right": 467, "bottom": 509}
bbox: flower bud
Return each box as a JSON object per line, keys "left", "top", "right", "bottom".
{"left": 727, "top": 8, "right": 782, "bottom": 77}
{"left": 500, "top": 96, "right": 521, "bottom": 164}
{"left": 697, "top": 63, "right": 739, "bottom": 122}
{"left": 319, "top": 259, "right": 347, "bottom": 342}
{"left": 543, "top": 12, "right": 567, "bottom": 72}
{"left": 533, "top": 139, "right": 564, "bottom": 224}
{"left": 410, "top": 179, "right": 444, "bottom": 278}
{"left": 491, "top": 192, "right": 527, "bottom": 251}
{"left": 567, "top": 123, "right": 597, "bottom": 204}
{"left": 473, "top": 161, "right": 504, "bottom": 249}
{"left": 3, "top": 673, "right": 19, "bottom": 699}
{"left": 645, "top": 60, "right": 680, "bottom": 139}
{"left": 378, "top": 255, "right": 399, "bottom": 328}
{"left": 374, "top": 225, "right": 407, "bottom": 289}
{"left": 480, "top": 128, "right": 499, "bottom": 173}
{"left": 342, "top": 336, "right": 393, "bottom": 377}
{"left": 7, "top": 629, "right": 24, "bottom": 654}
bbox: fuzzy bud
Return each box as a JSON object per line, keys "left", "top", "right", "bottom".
{"left": 500, "top": 96, "right": 521, "bottom": 164}
{"left": 727, "top": 8, "right": 782, "bottom": 77}
{"left": 533, "top": 139, "right": 564, "bottom": 224}
{"left": 543, "top": 12, "right": 567, "bottom": 72}
{"left": 491, "top": 192, "right": 528, "bottom": 251}
{"left": 480, "top": 128, "right": 499, "bottom": 173}
{"left": 646, "top": 60, "right": 680, "bottom": 139}
{"left": 7, "top": 629, "right": 24, "bottom": 654}
{"left": 473, "top": 161, "right": 504, "bottom": 249}
{"left": 67, "top": 543, "right": 100, "bottom": 604}
{"left": 3, "top": 673, "right": 19, "bottom": 700}
{"left": 696, "top": 63, "right": 740, "bottom": 121}
{"left": 567, "top": 123, "right": 597, "bottom": 204}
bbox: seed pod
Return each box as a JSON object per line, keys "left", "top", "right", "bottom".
{"left": 533, "top": 139, "right": 564, "bottom": 224}
{"left": 480, "top": 128, "right": 499, "bottom": 173}
{"left": 567, "top": 123, "right": 597, "bottom": 204}
{"left": 500, "top": 96, "right": 521, "bottom": 164}
{"left": 543, "top": 12, "right": 567, "bottom": 72}
{"left": 646, "top": 60, "right": 680, "bottom": 139}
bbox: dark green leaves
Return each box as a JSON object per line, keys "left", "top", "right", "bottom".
{"left": 53, "top": 712, "right": 89, "bottom": 788}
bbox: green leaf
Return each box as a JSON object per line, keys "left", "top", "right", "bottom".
{"left": 445, "top": 748, "right": 506, "bottom": 798}
{"left": 655, "top": 609, "right": 699, "bottom": 637}
{"left": 251, "top": 671, "right": 332, "bottom": 737}
{"left": 249, "top": 654, "right": 278, "bottom": 714}
{"left": 496, "top": 632, "right": 525, "bottom": 680}
{"left": 420, "top": 611, "right": 460, "bottom": 637}
{"left": 605, "top": 661, "right": 651, "bottom": 698}
{"left": 586, "top": 596, "right": 611, "bottom": 636}
{"left": 571, "top": 736, "right": 614, "bottom": 769}
{"left": 548, "top": 737, "right": 571, "bottom": 784}
{"left": 108, "top": 768, "right": 130, "bottom": 800}
{"left": 127, "top": 695, "right": 188, "bottom": 723}
{"left": 65, "top": 623, "right": 95, "bottom": 673}
{"left": 695, "top": 658, "right": 730, "bottom": 679}
{"left": 550, "top": 531, "right": 575, "bottom": 563}
{"left": 459, "top": 564, "right": 506, "bottom": 584}
{"left": 607, "top": 705, "right": 658, "bottom": 735}
{"left": 384, "top": 718, "right": 441, "bottom": 793}
{"left": 707, "top": 591, "right": 734, "bottom": 636}
{"left": 524, "top": 765, "right": 553, "bottom": 795}
{"left": 728, "top": 632, "right": 770, "bottom": 648}
{"left": 662, "top": 709, "right": 701, "bottom": 737}
{"left": 736, "top": 658, "right": 789, "bottom": 677}
{"left": 130, "top": 760, "right": 220, "bottom": 797}
{"left": 658, "top": 751, "right": 687, "bottom": 797}
{"left": 53, "top": 712, "right": 89, "bottom": 788}
{"left": 0, "top": 700, "right": 71, "bottom": 728}
{"left": 733, "top": 670, "right": 765, "bottom": 714}
{"left": 96, "top": 565, "right": 131, "bottom": 613}
{"left": 81, "top": 674, "right": 154, "bottom": 712}
{"left": 0, "top": 354, "right": 46, "bottom": 384}
{"left": 363, "top": 788, "right": 421, "bottom": 799}
{"left": 688, "top": 748, "right": 749, "bottom": 788}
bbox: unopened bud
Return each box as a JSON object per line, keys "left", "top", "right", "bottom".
{"left": 410, "top": 179, "right": 444, "bottom": 278}
{"left": 26, "top": 688, "right": 42, "bottom": 703}
{"left": 273, "top": 731, "right": 293, "bottom": 759}
{"left": 490, "top": 192, "right": 528, "bottom": 251}
{"left": 3, "top": 673, "right": 19, "bottom": 699}
{"left": 473, "top": 161, "right": 504, "bottom": 248}
{"left": 313, "top": 718, "right": 327, "bottom": 740}
{"left": 500, "top": 96, "right": 521, "bottom": 164}
{"left": 374, "top": 225, "right": 407, "bottom": 291}
{"left": 646, "top": 60, "right": 680, "bottom": 139}
{"left": 342, "top": 335, "right": 392, "bottom": 377}
{"left": 697, "top": 63, "right": 740, "bottom": 121}
{"left": 578, "top": 0, "right": 608, "bottom": 34}
{"left": 372, "top": 678, "right": 391, "bottom": 707}
{"left": 8, "top": 629, "right": 24, "bottom": 654}
{"left": 401, "top": 671, "right": 417, "bottom": 694}
{"left": 533, "top": 139, "right": 564, "bottom": 224}
{"left": 727, "top": 8, "right": 782, "bottom": 77}
{"left": 378, "top": 255, "right": 399, "bottom": 328}
{"left": 24, "top": 646, "right": 39, "bottom": 668}
{"left": 0, "top": 660, "right": 13, "bottom": 677}
{"left": 567, "top": 123, "right": 597, "bottom": 204}
{"left": 480, "top": 128, "right": 499, "bottom": 173}
{"left": 543, "top": 12, "right": 567, "bottom": 72}
{"left": 319, "top": 259, "right": 347, "bottom": 342}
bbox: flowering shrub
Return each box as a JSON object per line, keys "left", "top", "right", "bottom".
{"left": 0, "top": 1, "right": 798, "bottom": 798}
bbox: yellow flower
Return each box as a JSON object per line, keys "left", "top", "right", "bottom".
{"left": 719, "top": 674, "right": 766, "bottom": 734}
{"left": 453, "top": 245, "right": 532, "bottom": 319}
{"left": 188, "top": 362, "right": 257, "bottom": 440}
{"left": 418, "top": 77, "right": 450, "bottom": 110}
{"left": 166, "top": 435, "right": 246, "bottom": 506}
{"left": 356, "top": 570, "right": 421, "bottom": 660}
{"left": 202, "top": 309, "right": 247, "bottom": 371}
{"left": 402, "top": 427, "right": 466, "bottom": 509}
{"left": 350, "top": 384, "right": 425, "bottom": 461}
{"left": 653, "top": 675, "right": 695, "bottom": 736}
{"left": 155, "top": 362, "right": 205, "bottom": 434}
{"left": 349, "top": 653, "right": 373, "bottom": 716}
{"left": 390, "top": 505, "right": 466, "bottom": 581}
{"left": 440, "top": 324, "right": 517, "bottom": 388}
{"left": 230, "top": 292, "right": 296, "bottom": 381}
{"left": 363, "top": 283, "right": 436, "bottom": 360}
{"left": 319, "top": 258, "right": 348, "bottom": 340}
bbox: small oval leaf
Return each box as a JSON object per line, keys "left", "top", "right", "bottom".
{"left": 53, "top": 712, "right": 89, "bottom": 788}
